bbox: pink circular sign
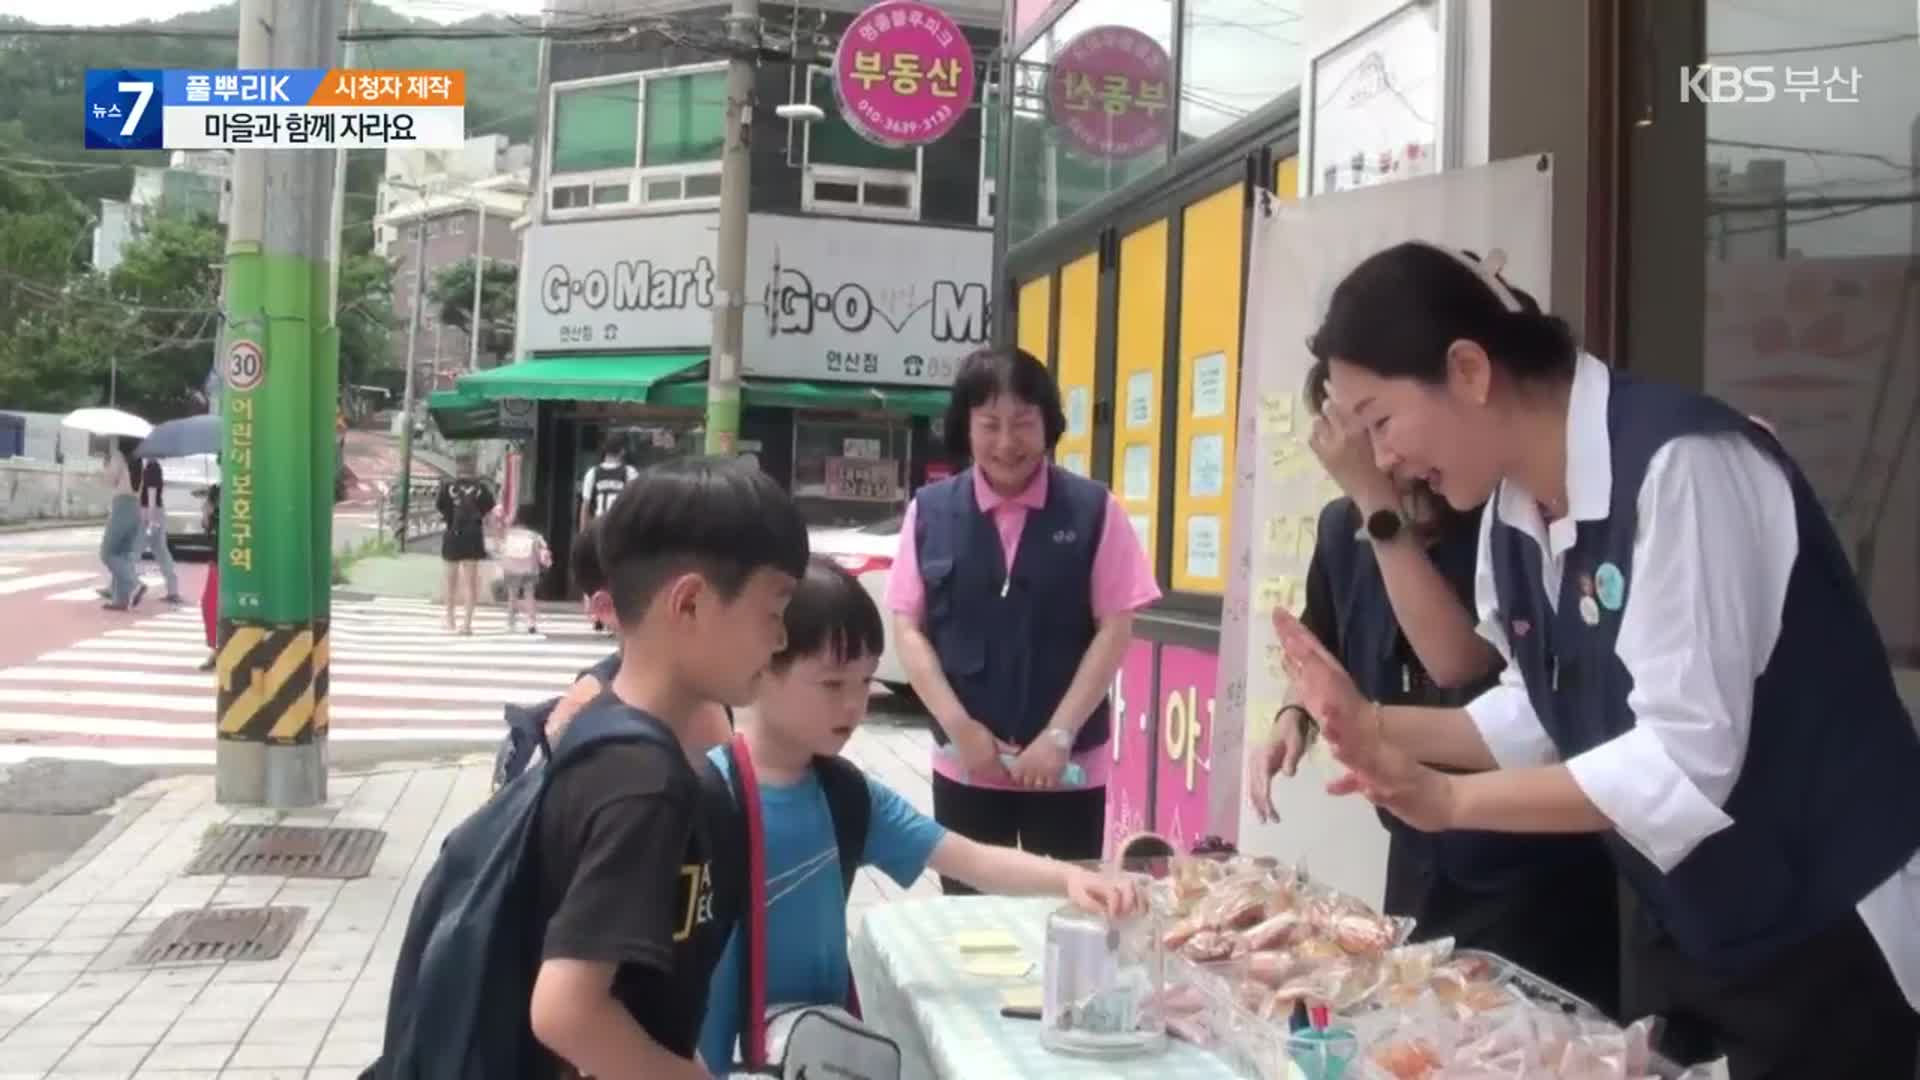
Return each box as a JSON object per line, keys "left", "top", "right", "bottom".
{"left": 834, "top": 0, "right": 976, "bottom": 148}
{"left": 1047, "top": 26, "right": 1174, "bottom": 160}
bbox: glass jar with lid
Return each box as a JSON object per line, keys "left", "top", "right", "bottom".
{"left": 1040, "top": 901, "right": 1167, "bottom": 1057}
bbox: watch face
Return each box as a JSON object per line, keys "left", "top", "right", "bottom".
{"left": 1366, "top": 508, "right": 1403, "bottom": 541}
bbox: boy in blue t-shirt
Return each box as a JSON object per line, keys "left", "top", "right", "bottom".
{"left": 697, "top": 556, "right": 1138, "bottom": 1071}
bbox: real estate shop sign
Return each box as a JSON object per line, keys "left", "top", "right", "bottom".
{"left": 522, "top": 212, "right": 991, "bottom": 386}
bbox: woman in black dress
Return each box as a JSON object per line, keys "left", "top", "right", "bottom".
{"left": 436, "top": 455, "right": 495, "bottom": 635}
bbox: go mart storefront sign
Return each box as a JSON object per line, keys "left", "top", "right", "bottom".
{"left": 523, "top": 212, "right": 992, "bottom": 386}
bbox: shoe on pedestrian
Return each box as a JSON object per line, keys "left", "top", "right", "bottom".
{"left": 198, "top": 656, "right": 216, "bottom": 672}
{"left": 102, "top": 602, "right": 129, "bottom": 612}
{"left": 527, "top": 625, "right": 539, "bottom": 635}
{"left": 131, "top": 584, "right": 149, "bottom": 607}
{"left": 96, "top": 587, "right": 112, "bottom": 600}
{"left": 165, "top": 594, "right": 185, "bottom": 605}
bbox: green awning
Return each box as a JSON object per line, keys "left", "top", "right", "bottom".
{"left": 427, "top": 388, "right": 503, "bottom": 439}
{"left": 652, "top": 378, "right": 950, "bottom": 417}
{"left": 454, "top": 352, "right": 706, "bottom": 403}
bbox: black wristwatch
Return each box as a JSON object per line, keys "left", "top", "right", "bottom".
{"left": 1364, "top": 507, "right": 1405, "bottom": 543}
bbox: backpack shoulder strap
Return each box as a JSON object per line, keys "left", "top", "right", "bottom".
{"left": 549, "top": 697, "right": 678, "bottom": 768}
{"left": 725, "top": 735, "right": 769, "bottom": 1069}
{"left": 812, "top": 755, "right": 871, "bottom": 896}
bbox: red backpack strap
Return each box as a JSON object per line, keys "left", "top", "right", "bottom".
{"left": 730, "top": 732, "right": 770, "bottom": 1068}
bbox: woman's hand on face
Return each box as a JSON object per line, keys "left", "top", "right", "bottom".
{"left": 1308, "top": 402, "right": 1398, "bottom": 515}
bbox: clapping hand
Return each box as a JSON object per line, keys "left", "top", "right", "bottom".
{"left": 1270, "top": 608, "right": 1458, "bottom": 831}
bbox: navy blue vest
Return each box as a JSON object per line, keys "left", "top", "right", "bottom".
{"left": 914, "top": 465, "right": 1112, "bottom": 752}
{"left": 1486, "top": 373, "right": 1920, "bottom": 974}
{"left": 1312, "top": 498, "right": 1609, "bottom": 892}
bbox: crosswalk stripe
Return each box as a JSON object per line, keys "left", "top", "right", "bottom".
{"left": 0, "top": 571, "right": 97, "bottom": 595}
{"left": 0, "top": 687, "right": 501, "bottom": 721}
{"left": 0, "top": 713, "right": 499, "bottom": 743}
{"left": 0, "top": 666, "right": 558, "bottom": 704}
{"left": 0, "top": 746, "right": 216, "bottom": 766}
{"left": 53, "top": 642, "right": 597, "bottom": 672}
{"left": 95, "top": 629, "right": 611, "bottom": 662}
{"left": 37, "top": 651, "right": 587, "bottom": 686}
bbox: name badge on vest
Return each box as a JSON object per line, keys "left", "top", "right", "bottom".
{"left": 1576, "top": 571, "right": 1600, "bottom": 626}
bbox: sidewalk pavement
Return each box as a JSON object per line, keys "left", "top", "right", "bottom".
{"left": 0, "top": 717, "right": 938, "bottom": 1079}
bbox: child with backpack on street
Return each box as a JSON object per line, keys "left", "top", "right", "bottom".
{"left": 697, "top": 556, "right": 1141, "bottom": 1074}
{"left": 374, "top": 457, "right": 809, "bottom": 1080}
{"left": 498, "top": 506, "right": 553, "bottom": 635}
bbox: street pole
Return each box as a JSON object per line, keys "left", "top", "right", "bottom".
{"left": 395, "top": 206, "right": 428, "bottom": 545}
{"left": 326, "top": 0, "right": 361, "bottom": 320}
{"left": 467, "top": 201, "right": 485, "bottom": 372}
{"left": 215, "top": 0, "right": 336, "bottom": 807}
{"left": 704, "top": 0, "right": 758, "bottom": 456}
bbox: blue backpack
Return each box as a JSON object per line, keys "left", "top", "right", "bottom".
{"left": 365, "top": 697, "right": 746, "bottom": 1079}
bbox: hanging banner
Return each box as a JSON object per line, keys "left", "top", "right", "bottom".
{"left": 1047, "top": 26, "right": 1173, "bottom": 161}
{"left": 834, "top": 0, "right": 976, "bottom": 148}
{"left": 1225, "top": 155, "right": 1553, "bottom": 903}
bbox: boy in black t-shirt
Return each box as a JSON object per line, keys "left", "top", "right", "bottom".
{"left": 528, "top": 457, "right": 808, "bottom": 1080}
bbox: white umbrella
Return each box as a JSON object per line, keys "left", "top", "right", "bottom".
{"left": 61, "top": 407, "right": 152, "bottom": 439}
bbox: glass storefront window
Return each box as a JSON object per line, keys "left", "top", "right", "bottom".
{"left": 1177, "top": 0, "right": 1304, "bottom": 147}
{"left": 1005, "top": 0, "right": 1177, "bottom": 246}
{"left": 552, "top": 79, "right": 641, "bottom": 175}
{"left": 642, "top": 70, "right": 727, "bottom": 167}
{"left": 1628, "top": 0, "right": 1920, "bottom": 708}
{"left": 791, "top": 414, "right": 910, "bottom": 527}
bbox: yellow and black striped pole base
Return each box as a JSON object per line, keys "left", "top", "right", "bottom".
{"left": 213, "top": 617, "right": 330, "bottom": 806}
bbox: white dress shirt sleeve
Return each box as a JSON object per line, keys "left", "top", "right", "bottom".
{"left": 1562, "top": 433, "right": 1799, "bottom": 873}
{"left": 1465, "top": 497, "right": 1563, "bottom": 769}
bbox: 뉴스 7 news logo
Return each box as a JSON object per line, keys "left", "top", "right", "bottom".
{"left": 84, "top": 69, "right": 164, "bottom": 150}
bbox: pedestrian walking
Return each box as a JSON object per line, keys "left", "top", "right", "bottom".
{"left": 886, "top": 346, "right": 1160, "bottom": 893}
{"left": 136, "top": 456, "right": 184, "bottom": 604}
{"left": 578, "top": 432, "right": 637, "bottom": 533}
{"left": 498, "top": 506, "right": 552, "bottom": 635}
{"left": 199, "top": 481, "right": 220, "bottom": 671}
{"left": 1272, "top": 241, "right": 1919, "bottom": 1076}
{"left": 98, "top": 437, "right": 145, "bottom": 611}
{"left": 435, "top": 455, "right": 495, "bottom": 635}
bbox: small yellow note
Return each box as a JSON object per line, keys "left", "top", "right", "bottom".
{"left": 965, "top": 955, "right": 1035, "bottom": 979}
{"left": 1258, "top": 394, "right": 1295, "bottom": 435}
{"left": 1001, "top": 984, "right": 1044, "bottom": 1010}
{"left": 953, "top": 929, "right": 1021, "bottom": 954}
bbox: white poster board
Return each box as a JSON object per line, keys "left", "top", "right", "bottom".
{"left": 1221, "top": 154, "right": 1555, "bottom": 907}
{"left": 1302, "top": 0, "right": 1460, "bottom": 197}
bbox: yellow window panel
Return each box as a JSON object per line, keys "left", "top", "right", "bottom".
{"left": 1115, "top": 219, "right": 1168, "bottom": 571}
{"left": 1170, "top": 183, "right": 1245, "bottom": 595}
{"left": 1017, "top": 275, "right": 1052, "bottom": 367}
{"left": 1054, "top": 252, "right": 1099, "bottom": 481}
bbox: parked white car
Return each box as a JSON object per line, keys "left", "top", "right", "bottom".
{"left": 808, "top": 514, "right": 912, "bottom": 695}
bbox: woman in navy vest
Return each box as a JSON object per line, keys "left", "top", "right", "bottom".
{"left": 887, "top": 347, "right": 1161, "bottom": 892}
{"left": 1251, "top": 357, "right": 1620, "bottom": 1017}
{"left": 1272, "top": 241, "right": 1919, "bottom": 1077}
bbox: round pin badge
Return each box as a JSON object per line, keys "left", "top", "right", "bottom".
{"left": 1595, "top": 562, "right": 1626, "bottom": 611}
{"left": 1578, "top": 595, "right": 1601, "bottom": 626}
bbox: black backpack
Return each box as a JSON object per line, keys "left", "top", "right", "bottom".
{"left": 491, "top": 661, "right": 870, "bottom": 897}
{"left": 365, "top": 698, "right": 749, "bottom": 1079}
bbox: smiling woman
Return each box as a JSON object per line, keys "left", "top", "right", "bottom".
{"left": 884, "top": 346, "right": 1162, "bottom": 892}
{"left": 1280, "top": 240, "right": 1920, "bottom": 1077}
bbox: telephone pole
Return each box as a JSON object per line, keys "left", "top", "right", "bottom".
{"left": 325, "top": 0, "right": 361, "bottom": 319}
{"left": 467, "top": 199, "right": 486, "bottom": 373}
{"left": 216, "top": 0, "right": 337, "bottom": 807}
{"left": 704, "top": 0, "right": 759, "bottom": 455}
{"left": 395, "top": 203, "right": 429, "bottom": 543}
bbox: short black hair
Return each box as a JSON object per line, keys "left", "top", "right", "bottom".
{"left": 570, "top": 517, "right": 605, "bottom": 595}
{"left": 1303, "top": 355, "right": 1331, "bottom": 415}
{"left": 770, "top": 556, "right": 885, "bottom": 673}
{"left": 942, "top": 346, "right": 1067, "bottom": 461}
{"left": 600, "top": 431, "right": 626, "bottom": 459}
{"left": 1308, "top": 242, "right": 1576, "bottom": 385}
{"left": 597, "top": 456, "right": 810, "bottom": 625}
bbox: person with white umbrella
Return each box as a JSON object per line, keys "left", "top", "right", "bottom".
{"left": 62, "top": 408, "right": 153, "bottom": 612}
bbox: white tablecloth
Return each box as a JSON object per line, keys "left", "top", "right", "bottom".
{"left": 849, "top": 895, "right": 1245, "bottom": 1080}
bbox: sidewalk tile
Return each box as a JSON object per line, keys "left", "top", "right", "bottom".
{"left": 141, "top": 1042, "right": 234, "bottom": 1071}
{"left": 160, "top": 1018, "right": 250, "bottom": 1044}
{"left": 49, "top": 1041, "right": 148, "bottom": 1072}
{"left": 224, "top": 1034, "right": 320, "bottom": 1070}
{"left": 75, "top": 1020, "right": 170, "bottom": 1048}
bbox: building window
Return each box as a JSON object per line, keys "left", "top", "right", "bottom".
{"left": 802, "top": 67, "right": 920, "bottom": 219}
{"left": 547, "top": 66, "right": 726, "bottom": 216}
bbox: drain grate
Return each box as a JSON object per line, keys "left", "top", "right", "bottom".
{"left": 185, "top": 825, "right": 386, "bottom": 879}
{"left": 131, "top": 905, "right": 305, "bottom": 965}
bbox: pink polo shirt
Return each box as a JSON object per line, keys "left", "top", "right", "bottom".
{"left": 885, "top": 466, "right": 1161, "bottom": 790}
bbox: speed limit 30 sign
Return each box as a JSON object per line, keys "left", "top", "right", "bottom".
{"left": 225, "top": 339, "right": 265, "bottom": 392}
